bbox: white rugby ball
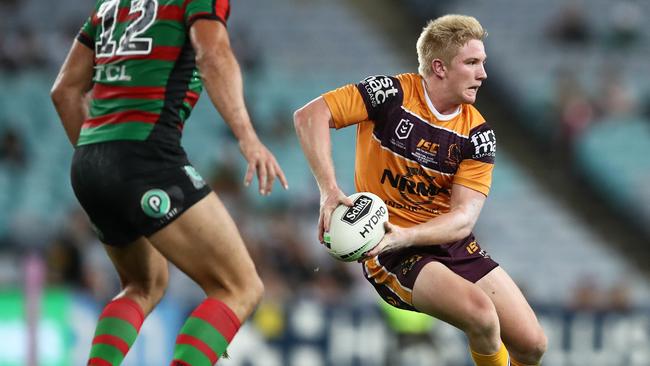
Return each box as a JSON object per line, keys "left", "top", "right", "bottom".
{"left": 324, "top": 192, "right": 388, "bottom": 262}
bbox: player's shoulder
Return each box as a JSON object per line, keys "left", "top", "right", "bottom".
{"left": 394, "top": 72, "right": 422, "bottom": 88}
{"left": 463, "top": 103, "right": 489, "bottom": 131}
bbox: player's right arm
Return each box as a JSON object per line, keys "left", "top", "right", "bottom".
{"left": 51, "top": 40, "right": 94, "bottom": 146}
{"left": 294, "top": 97, "right": 353, "bottom": 243}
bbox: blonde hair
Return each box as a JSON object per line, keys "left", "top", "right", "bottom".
{"left": 416, "top": 15, "right": 487, "bottom": 77}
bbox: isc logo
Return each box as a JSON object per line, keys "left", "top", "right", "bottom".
{"left": 416, "top": 138, "right": 439, "bottom": 154}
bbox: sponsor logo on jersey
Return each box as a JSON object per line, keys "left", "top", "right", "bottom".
{"left": 395, "top": 119, "right": 413, "bottom": 140}
{"left": 380, "top": 168, "right": 447, "bottom": 206}
{"left": 342, "top": 195, "right": 373, "bottom": 225}
{"left": 361, "top": 75, "right": 399, "bottom": 108}
{"left": 470, "top": 129, "right": 496, "bottom": 159}
{"left": 182, "top": 165, "right": 206, "bottom": 189}
{"left": 93, "top": 64, "right": 132, "bottom": 82}
{"left": 416, "top": 138, "right": 439, "bottom": 155}
{"left": 141, "top": 189, "right": 171, "bottom": 218}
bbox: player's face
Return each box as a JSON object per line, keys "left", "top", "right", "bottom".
{"left": 446, "top": 39, "right": 487, "bottom": 105}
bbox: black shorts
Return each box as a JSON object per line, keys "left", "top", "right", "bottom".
{"left": 70, "top": 141, "right": 211, "bottom": 246}
{"left": 362, "top": 234, "right": 499, "bottom": 311}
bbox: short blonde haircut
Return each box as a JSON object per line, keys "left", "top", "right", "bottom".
{"left": 416, "top": 15, "right": 487, "bottom": 77}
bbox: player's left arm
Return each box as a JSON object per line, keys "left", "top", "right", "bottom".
{"left": 366, "top": 184, "right": 486, "bottom": 256}
{"left": 51, "top": 40, "right": 94, "bottom": 146}
{"left": 190, "top": 20, "right": 288, "bottom": 195}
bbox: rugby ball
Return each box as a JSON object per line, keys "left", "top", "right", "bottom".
{"left": 324, "top": 192, "right": 388, "bottom": 262}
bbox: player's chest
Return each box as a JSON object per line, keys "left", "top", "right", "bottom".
{"left": 372, "top": 107, "right": 467, "bottom": 175}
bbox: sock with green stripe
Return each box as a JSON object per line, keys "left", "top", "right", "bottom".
{"left": 170, "top": 298, "right": 241, "bottom": 366}
{"left": 87, "top": 297, "right": 144, "bottom": 366}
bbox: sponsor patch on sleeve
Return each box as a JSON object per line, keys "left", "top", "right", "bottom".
{"left": 356, "top": 75, "right": 403, "bottom": 119}
{"left": 467, "top": 124, "right": 496, "bottom": 162}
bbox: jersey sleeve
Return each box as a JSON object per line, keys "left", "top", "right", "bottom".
{"left": 453, "top": 123, "right": 496, "bottom": 195}
{"left": 322, "top": 75, "right": 403, "bottom": 129}
{"left": 185, "top": 0, "right": 231, "bottom": 27}
{"left": 77, "top": 12, "right": 99, "bottom": 50}
{"left": 322, "top": 84, "right": 369, "bottom": 129}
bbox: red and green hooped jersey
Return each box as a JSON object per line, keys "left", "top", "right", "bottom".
{"left": 76, "top": 0, "right": 230, "bottom": 146}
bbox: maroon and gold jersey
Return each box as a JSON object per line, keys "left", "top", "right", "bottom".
{"left": 323, "top": 73, "right": 496, "bottom": 228}
{"left": 76, "top": 0, "right": 230, "bottom": 146}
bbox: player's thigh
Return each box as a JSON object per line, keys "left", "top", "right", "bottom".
{"left": 147, "top": 192, "right": 258, "bottom": 294}
{"left": 412, "top": 261, "right": 497, "bottom": 332}
{"left": 104, "top": 237, "right": 169, "bottom": 312}
{"left": 476, "top": 267, "right": 546, "bottom": 354}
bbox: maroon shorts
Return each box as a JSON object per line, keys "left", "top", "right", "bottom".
{"left": 362, "top": 233, "right": 498, "bottom": 311}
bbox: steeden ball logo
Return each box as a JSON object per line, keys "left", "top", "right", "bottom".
{"left": 141, "top": 189, "right": 171, "bottom": 218}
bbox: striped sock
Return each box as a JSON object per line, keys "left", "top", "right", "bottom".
{"left": 170, "top": 298, "right": 241, "bottom": 366}
{"left": 87, "top": 297, "right": 144, "bottom": 366}
{"left": 470, "top": 342, "right": 510, "bottom": 366}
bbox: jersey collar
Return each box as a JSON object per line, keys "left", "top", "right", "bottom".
{"left": 421, "top": 79, "right": 461, "bottom": 121}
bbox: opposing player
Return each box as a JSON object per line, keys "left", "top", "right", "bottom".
{"left": 51, "top": 0, "right": 288, "bottom": 365}
{"left": 294, "top": 15, "right": 546, "bottom": 366}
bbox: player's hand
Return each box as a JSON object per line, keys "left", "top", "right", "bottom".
{"left": 240, "top": 137, "right": 288, "bottom": 195}
{"left": 363, "top": 222, "right": 410, "bottom": 258}
{"left": 318, "top": 188, "right": 353, "bottom": 244}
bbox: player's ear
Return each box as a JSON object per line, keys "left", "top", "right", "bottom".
{"left": 431, "top": 59, "right": 446, "bottom": 79}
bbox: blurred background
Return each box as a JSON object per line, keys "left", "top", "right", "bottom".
{"left": 1, "top": 0, "right": 649, "bottom": 365}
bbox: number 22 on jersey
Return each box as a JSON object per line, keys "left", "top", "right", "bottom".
{"left": 96, "top": 0, "right": 158, "bottom": 58}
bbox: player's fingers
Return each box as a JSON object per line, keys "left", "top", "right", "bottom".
{"left": 243, "top": 163, "right": 255, "bottom": 187}
{"left": 365, "top": 243, "right": 382, "bottom": 258}
{"left": 264, "top": 162, "right": 276, "bottom": 195}
{"left": 257, "top": 160, "right": 267, "bottom": 195}
{"left": 322, "top": 208, "right": 332, "bottom": 234}
{"left": 383, "top": 221, "right": 394, "bottom": 233}
{"left": 341, "top": 195, "right": 354, "bottom": 206}
{"left": 275, "top": 161, "right": 289, "bottom": 190}
{"left": 317, "top": 214, "right": 325, "bottom": 243}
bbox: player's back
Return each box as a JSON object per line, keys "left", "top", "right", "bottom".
{"left": 77, "top": 0, "right": 230, "bottom": 147}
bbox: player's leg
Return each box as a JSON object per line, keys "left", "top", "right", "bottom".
{"left": 412, "top": 262, "right": 509, "bottom": 366}
{"left": 476, "top": 267, "right": 547, "bottom": 365}
{"left": 147, "top": 192, "right": 263, "bottom": 366}
{"left": 88, "top": 238, "right": 169, "bottom": 366}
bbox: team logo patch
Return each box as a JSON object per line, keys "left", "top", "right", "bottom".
{"left": 395, "top": 119, "right": 413, "bottom": 139}
{"left": 445, "top": 143, "right": 461, "bottom": 168}
{"left": 141, "top": 189, "right": 171, "bottom": 218}
{"left": 182, "top": 165, "right": 206, "bottom": 189}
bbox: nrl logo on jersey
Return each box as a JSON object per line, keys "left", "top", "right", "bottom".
{"left": 361, "top": 75, "right": 399, "bottom": 108}
{"left": 395, "top": 119, "right": 414, "bottom": 140}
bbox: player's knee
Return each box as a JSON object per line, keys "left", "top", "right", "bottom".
{"left": 514, "top": 328, "right": 547, "bottom": 363}
{"left": 235, "top": 273, "right": 264, "bottom": 318}
{"left": 464, "top": 294, "right": 499, "bottom": 338}
{"left": 249, "top": 274, "right": 264, "bottom": 305}
{"left": 124, "top": 270, "right": 169, "bottom": 312}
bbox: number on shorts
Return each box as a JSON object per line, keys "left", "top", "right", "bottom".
{"left": 96, "top": 0, "right": 158, "bottom": 58}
